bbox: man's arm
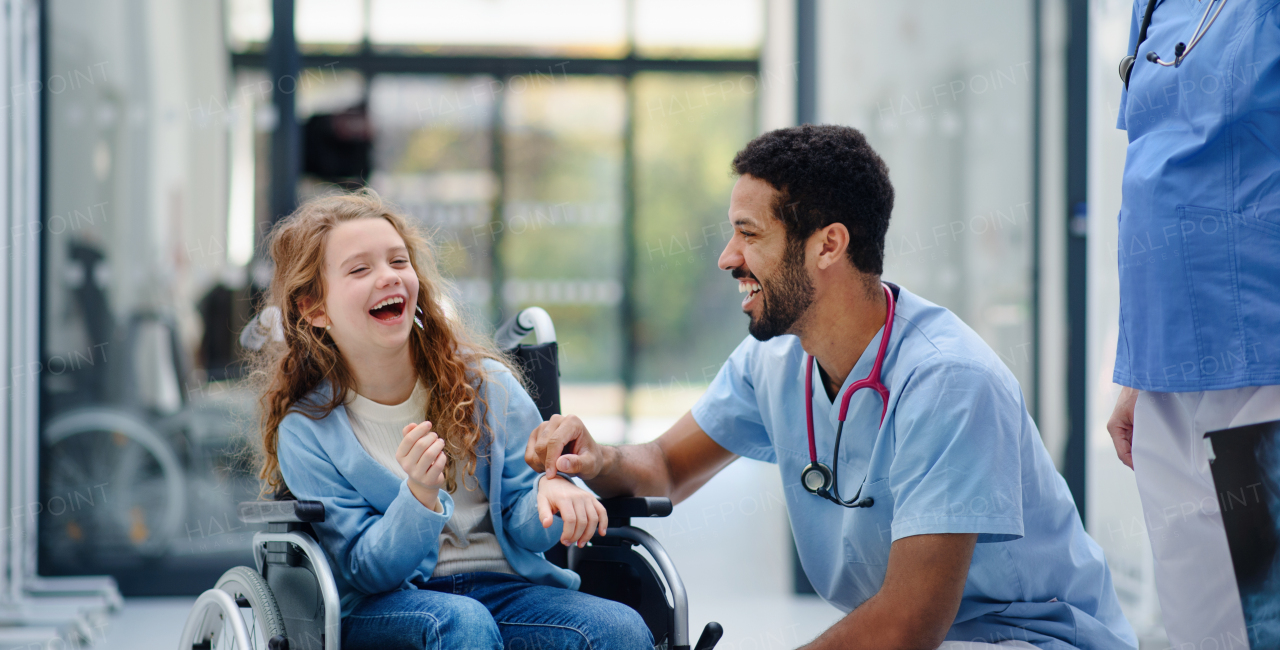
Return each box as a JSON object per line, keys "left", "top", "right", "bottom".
{"left": 802, "top": 533, "right": 977, "bottom": 650}
{"left": 525, "top": 411, "right": 738, "bottom": 503}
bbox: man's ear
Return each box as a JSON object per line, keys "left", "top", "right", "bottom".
{"left": 813, "top": 223, "right": 850, "bottom": 271}
{"left": 298, "top": 296, "right": 330, "bottom": 329}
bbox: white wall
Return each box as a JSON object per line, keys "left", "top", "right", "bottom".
{"left": 760, "top": 0, "right": 797, "bottom": 133}
{"left": 815, "top": 0, "right": 1053, "bottom": 453}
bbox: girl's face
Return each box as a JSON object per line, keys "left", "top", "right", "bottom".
{"left": 311, "top": 218, "right": 421, "bottom": 355}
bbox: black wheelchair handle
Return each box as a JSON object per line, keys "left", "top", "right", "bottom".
{"left": 694, "top": 621, "right": 724, "bottom": 650}
{"left": 600, "top": 496, "right": 673, "bottom": 520}
{"left": 238, "top": 499, "right": 326, "bottom": 524}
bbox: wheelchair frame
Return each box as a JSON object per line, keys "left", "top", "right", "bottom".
{"left": 180, "top": 307, "right": 722, "bottom": 650}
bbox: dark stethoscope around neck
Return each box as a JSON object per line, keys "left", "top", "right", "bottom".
{"left": 801, "top": 283, "right": 897, "bottom": 508}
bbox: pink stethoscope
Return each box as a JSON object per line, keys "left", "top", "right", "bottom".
{"left": 800, "top": 283, "right": 896, "bottom": 508}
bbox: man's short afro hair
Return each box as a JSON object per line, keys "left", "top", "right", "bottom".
{"left": 731, "top": 124, "right": 893, "bottom": 275}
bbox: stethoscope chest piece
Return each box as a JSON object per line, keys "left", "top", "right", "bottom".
{"left": 800, "top": 283, "right": 895, "bottom": 509}
{"left": 801, "top": 462, "right": 832, "bottom": 494}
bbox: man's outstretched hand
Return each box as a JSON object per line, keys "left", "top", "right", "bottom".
{"left": 526, "top": 414, "right": 607, "bottom": 481}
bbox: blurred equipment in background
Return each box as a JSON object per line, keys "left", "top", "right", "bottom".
{"left": 37, "top": 0, "right": 265, "bottom": 598}
{"left": 304, "top": 103, "right": 373, "bottom": 184}
{"left": 62, "top": 240, "right": 115, "bottom": 404}
{"left": 198, "top": 281, "right": 255, "bottom": 381}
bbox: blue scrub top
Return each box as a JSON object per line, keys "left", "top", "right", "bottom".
{"left": 691, "top": 286, "right": 1136, "bottom": 649}
{"left": 1115, "top": 0, "right": 1280, "bottom": 392}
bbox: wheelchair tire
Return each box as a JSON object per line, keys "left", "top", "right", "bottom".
{"left": 179, "top": 587, "right": 254, "bottom": 650}
{"left": 216, "top": 566, "right": 288, "bottom": 648}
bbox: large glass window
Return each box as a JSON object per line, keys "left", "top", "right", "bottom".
{"left": 296, "top": 0, "right": 366, "bottom": 52}
{"left": 502, "top": 76, "right": 628, "bottom": 396}
{"left": 224, "top": 0, "right": 767, "bottom": 60}
{"left": 630, "top": 72, "right": 758, "bottom": 440}
{"left": 633, "top": 0, "right": 765, "bottom": 59}
{"left": 369, "top": 0, "right": 628, "bottom": 55}
{"left": 368, "top": 75, "right": 498, "bottom": 306}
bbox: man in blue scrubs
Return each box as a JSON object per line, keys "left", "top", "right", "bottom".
{"left": 528, "top": 125, "right": 1135, "bottom": 649}
{"left": 1106, "top": 1, "right": 1280, "bottom": 646}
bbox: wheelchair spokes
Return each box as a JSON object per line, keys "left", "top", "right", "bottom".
{"left": 179, "top": 565, "right": 287, "bottom": 650}
{"left": 180, "top": 588, "right": 254, "bottom": 649}
{"left": 181, "top": 598, "right": 271, "bottom": 650}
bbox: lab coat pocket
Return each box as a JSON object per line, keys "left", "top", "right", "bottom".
{"left": 841, "top": 478, "right": 895, "bottom": 567}
{"left": 1178, "top": 205, "right": 1244, "bottom": 381}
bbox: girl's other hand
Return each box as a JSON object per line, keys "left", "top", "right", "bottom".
{"left": 536, "top": 475, "right": 608, "bottom": 547}
{"left": 398, "top": 421, "right": 447, "bottom": 511}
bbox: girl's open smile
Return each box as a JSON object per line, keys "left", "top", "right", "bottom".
{"left": 368, "top": 294, "right": 407, "bottom": 324}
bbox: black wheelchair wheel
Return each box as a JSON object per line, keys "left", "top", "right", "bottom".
{"left": 179, "top": 566, "right": 288, "bottom": 650}
{"left": 218, "top": 566, "right": 288, "bottom": 646}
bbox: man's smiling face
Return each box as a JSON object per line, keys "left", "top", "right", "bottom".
{"left": 718, "top": 174, "right": 815, "bottom": 340}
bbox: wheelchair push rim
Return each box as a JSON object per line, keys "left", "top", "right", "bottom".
{"left": 179, "top": 589, "right": 253, "bottom": 650}
{"left": 180, "top": 566, "right": 287, "bottom": 650}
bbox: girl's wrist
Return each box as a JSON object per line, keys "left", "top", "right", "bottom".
{"left": 408, "top": 480, "right": 442, "bottom": 512}
{"left": 539, "top": 474, "right": 569, "bottom": 494}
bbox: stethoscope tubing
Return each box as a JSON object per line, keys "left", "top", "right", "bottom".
{"left": 802, "top": 284, "right": 896, "bottom": 507}
{"left": 1150, "top": 0, "right": 1228, "bottom": 66}
{"left": 1120, "top": 0, "right": 1229, "bottom": 88}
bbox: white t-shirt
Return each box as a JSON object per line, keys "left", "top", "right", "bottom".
{"left": 344, "top": 382, "right": 515, "bottom": 577}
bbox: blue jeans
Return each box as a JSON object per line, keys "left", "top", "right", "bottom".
{"left": 341, "top": 572, "right": 654, "bottom": 650}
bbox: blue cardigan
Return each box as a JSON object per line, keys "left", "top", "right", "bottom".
{"left": 276, "top": 359, "right": 579, "bottom": 616}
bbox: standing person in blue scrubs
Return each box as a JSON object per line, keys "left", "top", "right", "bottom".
{"left": 1106, "top": 1, "right": 1280, "bottom": 647}
{"left": 526, "top": 125, "right": 1136, "bottom": 649}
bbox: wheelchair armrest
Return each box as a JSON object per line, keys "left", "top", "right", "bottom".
{"left": 600, "top": 497, "right": 672, "bottom": 526}
{"left": 238, "top": 500, "right": 325, "bottom": 524}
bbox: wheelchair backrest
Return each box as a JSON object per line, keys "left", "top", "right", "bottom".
{"left": 504, "top": 341, "right": 560, "bottom": 422}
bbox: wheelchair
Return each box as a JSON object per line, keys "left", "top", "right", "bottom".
{"left": 178, "top": 307, "right": 724, "bottom": 650}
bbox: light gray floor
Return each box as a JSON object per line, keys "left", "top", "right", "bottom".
{"left": 630, "top": 459, "right": 845, "bottom": 649}
{"left": 99, "top": 598, "right": 193, "bottom": 650}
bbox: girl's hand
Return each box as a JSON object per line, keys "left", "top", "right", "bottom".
{"left": 398, "top": 421, "right": 447, "bottom": 511}
{"left": 536, "top": 475, "right": 608, "bottom": 547}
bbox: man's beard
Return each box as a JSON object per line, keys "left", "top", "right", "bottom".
{"left": 747, "top": 238, "right": 814, "bottom": 341}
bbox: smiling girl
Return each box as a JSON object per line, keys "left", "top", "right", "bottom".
{"left": 253, "top": 191, "right": 651, "bottom": 649}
